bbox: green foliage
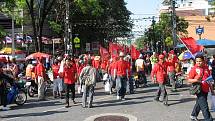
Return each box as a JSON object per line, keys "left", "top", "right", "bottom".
{"left": 0, "top": 0, "right": 26, "bottom": 25}
{"left": 48, "top": 21, "right": 62, "bottom": 34}
{"left": 134, "top": 36, "right": 145, "bottom": 50}
{"left": 144, "top": 13, "right": 188, "bottom": 49}
{"left": 165, "top": 36, "right": 173, "bottom": 46}
{"left": 0, "top": 25, "right": 7, "bottom": 38}
{"left": 48, "top": 0, "right": 132, "bottom": 44}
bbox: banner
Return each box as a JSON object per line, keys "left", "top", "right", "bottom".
{"left": 131, "top": 45, "right": 140, "bottom": 60}
{"left": 180, "top": 37, "right": 204, "bottom": 54}
{"left": 100, "top": 46, "right": 110, "bottom": 60}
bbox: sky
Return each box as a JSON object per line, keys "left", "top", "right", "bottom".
{"left": 125, "top": 0, "right": 162, "bottom": 37}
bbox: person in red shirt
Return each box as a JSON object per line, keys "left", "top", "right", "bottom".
{"left": 52, "top": 59, "right": 63, "bottom": 99}
{"left": 114, "top": 52, "right": 129, "bottom": 100}
{"left": 63, "top": 58, "right": 77, "bottom": 108}
{"left": 151, "top": 54, "right": 168, "bottom": 106}
{"left": 188, "top": 54, "right": 214, "bottom": 121}
{"left": 35, "top": 58, "right": 46, "bottom": 101}
{"left": 166, "top": 53, "right": 178, "bottom": 92}
{"left": 108, "top": 57, "right": 117, "bottom": 91}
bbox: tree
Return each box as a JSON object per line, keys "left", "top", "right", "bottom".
{"left": 144, "top": 13, "right": 188, "bottom": 51}
{"left": 25, "top": 0, "right": 56, "bottom": 52}
{"left": 134, "top": 36, "right": 146, "bottom": 50}
{"left": 48, "top": 0, "right": 132, "bottom": 46}
{"left": 0, "top": 25, "right": 7, "bottom": 49}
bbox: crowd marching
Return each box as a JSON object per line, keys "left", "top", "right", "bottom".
{"left": 1, "top": 49, "right": 215, "bottom": 121}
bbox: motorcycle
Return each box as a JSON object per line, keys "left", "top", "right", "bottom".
{"left": 7, "top": 82, "right": 27, "bottom": 105}
{"left": 26, "top": 78, "right": 52, "bottom": 97}
{"left": 26, "top": 79, "right": 38, "bottom": 97}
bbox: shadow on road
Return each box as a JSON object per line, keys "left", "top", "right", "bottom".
{"left": 94, "top": 99, "right": 152, "bottom": 108}
{"left": 10, "top": 100, "right": 64, "bottom": 110}
{"left": 2, "top": 110, "right": 68, "bottom": 119}
{"left": 168, "top": 97, "right": 195, "bottom": 106}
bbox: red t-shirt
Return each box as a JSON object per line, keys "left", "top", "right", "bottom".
{"left": 35, "top": 63, "right": 45, "bottom": 77}
{"left": 115, "top": 60, "right": 129, "bottom": 76}
{"left": 126, "top": 61, "right": 131, "bottom": 76}
{"left": 151, "top": 61, "right": 168, "bottom": 84}
{"left": 101, "top": 60, "right": 108, "bottom": 70}
{"left": 188, "top": 64, "right": 210, "bottom": 93}
{"left": 63, "top": 64, "right": 77, "bottom": 84}
{"left": 109, "top": 61, "right": 116, "bottom": 76}
{"left": 52, "top": 64, "right": 60, "bottom": 79}
{"left": 93, "top": 60, "right": 100, "bottom": 69}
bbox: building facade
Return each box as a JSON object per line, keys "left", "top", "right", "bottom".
{"left": 160, "top": 0, "right": 215, "bottom": 40}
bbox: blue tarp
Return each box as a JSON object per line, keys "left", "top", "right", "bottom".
{"left": 176, "top": 39, "right": 215, "bottom": 48}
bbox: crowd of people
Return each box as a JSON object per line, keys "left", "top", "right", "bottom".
{"left": 1, "top": 50, "right": 215, "bottom": 121}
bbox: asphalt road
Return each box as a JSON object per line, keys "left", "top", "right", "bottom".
{"left": 1, "top": 78, "right": 215, "bottom": 121}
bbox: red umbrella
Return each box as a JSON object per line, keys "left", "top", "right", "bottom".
{"left": 26, "top": 52, "right": 51, "bottom": 60}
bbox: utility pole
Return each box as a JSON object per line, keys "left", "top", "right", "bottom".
{"left": 152, "top": 16, "right": 156, "bottom": 52}
{"left": 12, "top": 9, "right": 15, "bottom": 58}
{"left": 65, "top": 0, "right": 70, "bottom": 54}
{"left": 171, "top": 0, "right": 177, "bottom": 48}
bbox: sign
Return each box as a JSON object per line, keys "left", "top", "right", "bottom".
{"left": 73, "top": 37, "right": 80, "bottom": 43}
{"left": 196, "top": 27, "right": 204, "bottom": 35}
{"left": 75, "top": 44, "right": 80, "bottom": 48}
{"left": 86, "top": 43, "right": 90, "bottom": 51}
{"left": 91, "top": 42, "right": 99, "bottom": 51}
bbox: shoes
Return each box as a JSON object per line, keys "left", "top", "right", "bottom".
{"left": 163, "top": 102, "right": 169, "bottom": 106}
{"left": 82, "top": 105, "right": 86, "bottom": 108}
{"left": 2, "top": 106, "right": 10, "bottom": 111}
{"left": 65, "top": 105, "right": 70, "bottom": 108}
{"left": 88, "top": 105, "right": 93, "bottom": 108}
{"left": 72, "top": 100, "right": 77, "bottom": 104}
{"left": 121, "top": 98, "right": 126, "bottom": 101}
{"left": 117, "top": 96, "right": 121, "bottom": 100}
{"left": 190, "top": 116, "right": 199, "bottom": 121}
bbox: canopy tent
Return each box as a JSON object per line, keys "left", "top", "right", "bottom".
{"left": 176, "top": 39, "right": 215, "bottom": 48}
{"left": 0, "top": 47, "right": 25, "bottom": 54}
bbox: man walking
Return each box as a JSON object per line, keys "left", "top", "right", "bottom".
{"left": 62, "top": 58, "right": 77, "bottom": 108}
{"left": 151, "top": 54, "right": 168, "bottom": 106}
{"left": 79, "top": 59, "right": 97, "bottom": 108}
{"left": 114, "top": 52, "right": 129, "bottom": 100}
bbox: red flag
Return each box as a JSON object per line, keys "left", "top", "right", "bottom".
{"left": 100, "top": 46, "right": 110, "bottom": 60}
{"left": 180, "top": 37, "right": 204, "bottom": 54}
{"left": 109, "top": 42, "right": 119, "bottom": 58}
{"left": 131, "top": 45, "right": 140, "bottom": 60}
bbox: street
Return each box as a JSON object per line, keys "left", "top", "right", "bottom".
{"left": 1, "top": 77, "right": 215, "bottom": 121}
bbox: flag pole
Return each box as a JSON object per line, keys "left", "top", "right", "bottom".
{"left": 176, "top": 35, "right": 195, "bottom": 58}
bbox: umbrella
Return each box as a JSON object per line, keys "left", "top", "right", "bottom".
{"left": 197, "top": 39, "right": 215, "bottom": 46}
{"left": 178, "top": 51, "right": 193, "bottom": 60}
{"left": 26, "top": 52, "right": 51, "bottom": 60}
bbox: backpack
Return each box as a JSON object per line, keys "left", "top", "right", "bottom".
{"left": 82, "top": 67, "right": 93, "bottom": 86}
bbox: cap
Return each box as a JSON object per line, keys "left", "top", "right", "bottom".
{"left": 119, "top": 52, "right": 125, "bottom": 57}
